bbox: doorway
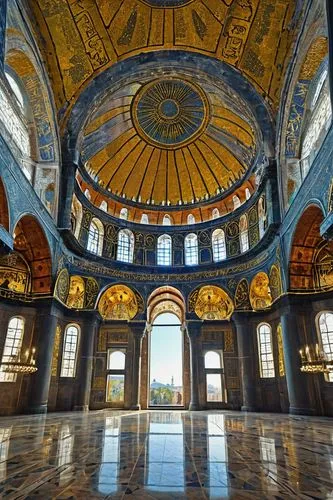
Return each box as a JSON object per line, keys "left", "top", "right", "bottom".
{"left": 149, "top": 312, "right": 184, "bottom": 407}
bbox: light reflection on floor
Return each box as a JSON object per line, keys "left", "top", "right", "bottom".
{"left": 0, "top": 410, "right": 332, "bottom": 498}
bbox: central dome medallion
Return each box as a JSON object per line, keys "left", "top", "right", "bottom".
{"left": 132, "top": 78, "right": 209, "bottom": 149}
{"left": 140, "top": 0, "right": 194, "bottom": 7}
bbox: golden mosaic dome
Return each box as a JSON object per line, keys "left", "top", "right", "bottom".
{"left": 81, "top": 73, "right": 258, "bottom": 207}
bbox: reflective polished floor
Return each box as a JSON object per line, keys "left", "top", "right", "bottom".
{"left": 0, "top": 410, "right": 332, "bottom": 499}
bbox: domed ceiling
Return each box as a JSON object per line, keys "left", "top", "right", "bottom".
{"left": 81, "top": 69, "right": 258, "bottom": 206}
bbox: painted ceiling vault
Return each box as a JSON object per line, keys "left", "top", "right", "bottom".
{"left": 29, "top": 0, "right": 299, "bottom": 116}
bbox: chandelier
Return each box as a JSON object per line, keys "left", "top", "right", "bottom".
{"left": 0, "top": 348, "right": 37, "bottom": 375}
{"left": 299, "top": 344, "right": 333, "bottom": 374}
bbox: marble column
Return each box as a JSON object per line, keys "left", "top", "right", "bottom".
{"left": 58, "top": 161, "right": 76, "bottom": 229}
{"left": 233, "top": 313, "right": 256, "bottom": 412}
{"left": 280, "top": 308, "right": 316, "bottom": 415}
{"left": 129, "top": 321, "right": 146, "bottom": 410}
{"left": 74, "top": 313, "right": 100, "bottom": 411}
{"left": 187, "top": 320, "right": 202, "bottom": 411}
{"left": 28, "top": 305, "right": 59, "bottom": 414}
{"left": 0, "top": 0, "right": 7, "bottom": 72}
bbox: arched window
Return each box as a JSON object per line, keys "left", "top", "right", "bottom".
{"left": 87, "top": 218, "right": 104, "bottom": 255}
{"left": 257, "top": 323, "right": 275, "bottom": 378}
{"left": 187, "top": 214, "right": 195, "bottom": 225}
{"left": 258, "top": 196, "right": 266, "bottom": 239}
{"left": 141, "top": 213, "right": 149, "bottom": 224}
{"left": 317, "top": 312, "right": 333, "bottom": 382}
{"left": 239, "top": 214, "right": 249, "bottom": 253}
{"left": 60, "top": 324, "right": 80, "bottom": 378}
{"left": 233, "top": 195, "right": 241, "bottom": 210}
{"left": 84, "top": 189, "right": 91, "bottom": 201}
{"left": 157, "top": 234, "right": 172, "bottom": 266}
{"left": 204, "top": 350, "right": 226, "bottom": 402}
{"left": 212, "top": 208, "right": 220, "bottom": 220}
{"left": 163, "top": 214, "right": 172, "bottom": 226}
{"left": 301, "top": 70, "right": 332, "bottom": 177}
{"left": 212, "top": 229, "right": 226, "bottom": 262}
{"left": 0, "top": 317, "right": 25, "bottom": 382}
{"left": 117, "top": 229, "right": 134, "bottom": 263}
{"left": 185, "top": 233, "right": 198, "bottom": 266}
{"left": 120, "top": 207, "right": 128, "bottom": 220}
{"left": 5, "top": 72, "right": 24, "bottom": 108}
{"left": 106, "top": 348, "right": 126, "bottom": 404}
{"left": 99, "top": 200, "right": 108, "bottom": 212}
{"left": 245, "top": 188, "right": 251, "bottom": 201}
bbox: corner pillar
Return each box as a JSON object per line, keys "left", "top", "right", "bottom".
{"left": 233, "top": 313, "right": 256, "bottom": 412}
{"left": 186, "top": 320, "right": 202, "bottom": 411}
{"left": 280, "top": 308, "right": 316, "bottom": 415}
{"left": 128, "top": 321, "right": 146, "bottom": 410}
{"left": 58, "top": 161, "right": 76, "bottom": 229}
{"left": 74, "top": 313, "right": 100, "bottom": 411}
{"left": 27, "top": 305, "right": 59, "bottom": 414}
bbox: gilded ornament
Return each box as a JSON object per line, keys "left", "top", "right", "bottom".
{"left": 269, "top": 264, "right": 282, "bottom": 301}
{"left": 98, "top": 284, "right": 139, "bottom": 320}
{"left": 66, "top": 275, "right": 85, "bottom": 309}
{"left": 0, "top": 253, "right": 30, "bottom": 294}
{"left": 249, "top": 272, "right": 272, "bottom": 310}
{"left": 54, "top": 268, "right": 70, "bottom": 304}
{"left": 85, "top": 277, "right": 100, "bottom": 308}
{"left": 234, "top": 278, "right": 251, "bottom": 310}
{"left": 193, "top": 285, "right": 234, "bottom": 320}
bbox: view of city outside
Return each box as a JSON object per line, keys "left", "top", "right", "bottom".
{"left": 206, "top": 373, "right": 223, "bottom": 402}
{"left": 149, "top": 312, "right": 183, "bottom": 406}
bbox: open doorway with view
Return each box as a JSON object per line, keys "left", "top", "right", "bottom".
{"left": 149, "top": 312, "right": 183, "bottom": 407}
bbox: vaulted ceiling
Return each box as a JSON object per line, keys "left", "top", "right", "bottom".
{"left": 29, "top": 0, "right": 299, "bottom": 118}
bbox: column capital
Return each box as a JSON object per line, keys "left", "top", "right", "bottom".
{"left": 232, "top": 312, "right": 253, "bottom": 327}
{"left": 128, "top": 320, "right": 146, "bottom": 338}
{"left": 186, "top": 320, "right": 203, "bottom": 338}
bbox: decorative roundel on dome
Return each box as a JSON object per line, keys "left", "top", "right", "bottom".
{"left": 140, "top": 0, "right": 194, "bottom": 7}
{"left": 132, "top": 78, "right": 209, "bottom": 149}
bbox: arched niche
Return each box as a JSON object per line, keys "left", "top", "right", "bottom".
{"left": 147, "top": 286, "right": 185, "bottom": 324}
{"left": 98, "top": 284, "right": 139, "bottom": 320}
{"left": 190, "top": 285, "right": 234, "bottom": 321}
{"left": 289, "top": 205, "right": 327, "bottom": 291}
{"left": 249, "top": 272, "right": 272, "bottom": 310}
{"left": 13, "top": 214, "right": 52, "bottom": 293}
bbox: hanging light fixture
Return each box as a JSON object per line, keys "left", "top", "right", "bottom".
{"left": 0, "top": 348, "right": 37, "bottom": 375}
{"left": 299, "top": 343, "right": 333, "bottom": 374}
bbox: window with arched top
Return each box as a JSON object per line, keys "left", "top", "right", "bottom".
{"left": 185, "top": 233, "right": 198, "bottom": 266}
{"left": 205, "top": 351, "right": 222, "bottom": 369}
{"left": 212, "top": 229, "right": 226, "bottom": 262}
{"left": 187, "top": 214, "right": 195, "bottom": 225}
{"left": 212, "top": 208, "right": 220, "bottom": 220}
{"left": 245, "top": 188, "right": 251, "bottom": 201}
{"left": 5, "top": 72, "right": 24, "bottom": 108}
{"left": 317, "top": 312, "right": 333, "bottom": 382}
{"left": 157, "top": 234, "right": 172, "bottom": 266}
{"left": 0, "top": 317, "right": 25, "bottom": 382}
{"left": 120, "top": 207, "right": 128, "bottom": 220}
{"left": 87, "top": 218, "right": 104, "bottom": 255}
{"left": 141, "top": 213, "right": 149, "bottom": 224}
{"left": 301, "top": 69, "right": 332, "bottom": 177}
{"left": 99, "top": 200, "right": 108, "bottom": 212}
{"left": 204, "top": 350, "right": 226, "bottom": 403}
{"left": 84, "top": 189, "right": 91, "bottom": 201}
{"left": 60, "top": 324, "right": 80, "bottom": 378}
{"left": 258, "top": 196, "right": 266, "bottom": 239}
{"left": 106, "top": 348, "right": 126, "bottom": 404}
{"left": 162, "top": 214, "right": 172, "bottom": 226}
{"left": 239, "top": 214, "right": 249, "bottom": 253}
{"left": 233, "top": 195, "right": 241, "bottom": 210}
{"left": 117, "top": 229, "right": 134, "bottom": 263}
{"left": 257, "top": 323, "right": 275, "bottom": 378}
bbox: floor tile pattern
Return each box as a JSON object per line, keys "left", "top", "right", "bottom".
{"left": 0, "top": 410, "right": 331, "bottom": 499}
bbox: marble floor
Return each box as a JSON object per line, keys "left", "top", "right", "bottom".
{"left": 0, "top": 410, "right": 331, "bottom": 499}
